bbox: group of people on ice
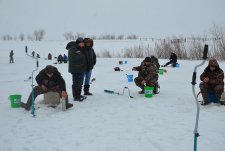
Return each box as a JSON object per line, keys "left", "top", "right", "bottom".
{"left": 20, "top": 37, "right": 224, "bottom": 111}
{"left": 21, "top": 37, "right": 97, "bottom": 111}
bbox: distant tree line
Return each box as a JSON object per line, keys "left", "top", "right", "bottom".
{"left": 2, "top": 29, "right": 45, "bottom": 41}
{"left": 63, "top": 32, "right": 139, "bottom": 40}
{"left": 97, "top": 24, "right": 225, "bottom": 60}
{"left": 1, "top": 24, "right": 225, "bottom": 60}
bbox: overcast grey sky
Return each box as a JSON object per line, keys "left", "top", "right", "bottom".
{"left": 0, "top": 0, "right": 225, "bottom": 40}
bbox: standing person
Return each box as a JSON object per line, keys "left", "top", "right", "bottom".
{"left": 63, "top": 54, "right": 68, "bottom": 63}
{"left": 83, "top": 38, "right": 96, "bottom": 95}
{"left": 199, "top": 58, "right": 224, "bottom": 105}
{"left": 9, "top": 50, "right": 14, "bottom": 63}
{"left": 48, "top": 53, "right": 52, "bottom": 60}
{"left": 162, "top": 52, "right": 177, "bottom": 67}
{"left": 20, "top": 65, "right": 73, "bottom": 111}
{"left": 32, "top": 51, "right": 35, "bottom": 58}
{"left": 132, "top": 57, "right": 159, "bottom": 94}
{"left": 66, "top": 38, "right": 87, "bottom": 101}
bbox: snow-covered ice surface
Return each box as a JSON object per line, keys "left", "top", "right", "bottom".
{"left": 0, "top": 41, "right": 225, "bottom": 151}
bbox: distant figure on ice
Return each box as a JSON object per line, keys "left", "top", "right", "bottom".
{"left": 48, "top": 53, "right": 52, "bottom": 60}
{"left": 57, "top": 54, "right": 63, "bottom": 64}
{"left": 36, "top": 53, "right": 40, "bottom": 59}
{"left": 199, "top": 58, "right": 224, "bottom": 105}
{"left": 20, "top": 65, "right": 73, "bottom": 111}
{"left": 9, "top": 50, "right": 14, "bottom": 63}
{"left": 132, "top": 57, "right": 159, "bottom": 94}
{"left": 63, "top": 54, "right": 68, "bottom": 63}
{"left": 32, "top": 51, "right": 35, "bottom": 58}
{"left": 162, "top": 52, "right": 177, "bottom": 67}
{"left": 83, "top": 38, "right": 96, "bottom": 95}
{"left": 25, "top": 46, "right": 28, "bottom": 54}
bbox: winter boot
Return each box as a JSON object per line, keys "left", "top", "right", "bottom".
{"left": 72, "top": 85, "right": 76, "bottom": 99}
{"left": 79, "top": 86, "right": 86, "bottom": 98}
{"left": 20, "top": 102, "right": 31, "bottom": 111}
{"left": 65, "top": 98, "right": 73, "bottom": 109}
{"left": 73, "top": 86, "right": 86, "bottom": 102}
{"left": 84, "top": 85, "right": 92, "bottom": 95}
{"left": 138, "top": 86, "right": 144, "bottom": 94}
{"left": 153, "top": 83, "right": 160, "bottom": 94}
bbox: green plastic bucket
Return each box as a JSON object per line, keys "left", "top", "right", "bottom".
{"left": 159, "top": 68, "right": 164, "bottom": 75}
{"left": 9, "top": 94, "right": 22, "bottom": 108}
{"left": 144, "top": 86, "right": 154, "bottom": 98}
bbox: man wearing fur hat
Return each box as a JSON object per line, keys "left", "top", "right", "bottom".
{"left": 66, "top": 37, "right": 87, "bottom": 101}
{"left": 132, "top": 57, "right": 158, "bottom": 94}
{"left": 200, "top": 58, "right": 224, "bottom": 105}
{"left": 20, "top": 65, "right": 73, "bottom": 111}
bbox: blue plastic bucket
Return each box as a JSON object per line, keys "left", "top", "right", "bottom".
{"left": 176, "top": 63, "right": 180, "bottom": 68}
{"left": 127, "top": 75, "right": 133, "bottom": 82}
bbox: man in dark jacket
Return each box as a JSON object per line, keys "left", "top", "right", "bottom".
{"left": 66, "top": 37, "right": 87, "bottom": 101}
{"left": 162, "top": 52, "right": 177, "bottom": 67}
{"left": 9, "top": 50, "right": 14, "bottom": 63}
{"left": 132, "top": 57, "right": 159, "bottom": 94}
{"left": 83, "top": 38, "right": 96, "bottom": 95}
{"left": 57, "top": 54, "right": 63, "bottom": 64}
{"left": 20, "top": 65, "right": 73, "bottom": 111}
{"left": 63, "top": 54, "right": 68, "bottom": 63}
{"left": 200, "top": 58, "right": 224, "bottom": 105}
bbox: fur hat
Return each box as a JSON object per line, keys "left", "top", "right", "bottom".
{"left": 45, "top": 65, "right": 55, "bottom": 74}
{"left": 66, "top": 41, "right": 76, "bottom": 50}
{"left": 75, "top": 37, "right": 84, "bottom": 44}
{"left": 208, "top": 58, "right": 219, "bottom": 67}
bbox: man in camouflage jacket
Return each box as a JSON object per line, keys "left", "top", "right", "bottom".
{"left": 200, "top": 58, "right": 224, "bottom": 105}
{"left": 132, "top": 57, "right": 158, "bottom": 94}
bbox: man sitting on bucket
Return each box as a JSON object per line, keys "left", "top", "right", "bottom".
{"left": 200, "top": 58, "right": 224, "bottom": 105}
{"left": 132, "top": 57, "right": 158, "bottom": 94}
{"left": 20, "top": 65, "right": 73, "bottom": 111}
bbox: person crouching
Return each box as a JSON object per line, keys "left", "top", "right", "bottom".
{"left": 132, "top": 57, "right": 158, "bottom": 94}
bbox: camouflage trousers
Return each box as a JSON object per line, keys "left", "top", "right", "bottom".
{"left": 134, "top": 77, "right": 156, "bottom": 90}
{"left": 199, "top": 82, "right": 224, "bottom": 103}
{"left": 25, "top": 86, "right": 63, "bottom": 109}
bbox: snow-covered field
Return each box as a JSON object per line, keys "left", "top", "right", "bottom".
{"left": 0, "top": 41, "right": 225, "bottom": 151}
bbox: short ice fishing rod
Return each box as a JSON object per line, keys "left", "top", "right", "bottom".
{"left": 104, "top": 86, "right": 134, "bottom": 98}
{"left": 191, "top": 44, "right": 208, "bottom": 151}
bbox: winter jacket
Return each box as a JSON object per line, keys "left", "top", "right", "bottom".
{"left": 170, "top": 53, "right": 177, "bottom": 62}
{"left": 67, "top": 44, "right": 87, "bottom": 74}
{"left": 84, "top": 47, "right": 96, "bottom": 70}
{"left": 200, "top": 60, "right": 224, "bottom": 91}
{"left": 10, "top": 51, "right": 14, "bottom": 57}
{"left": 57, "top": 55, "right": 63, "bottom": 62}
{"left": 35, "top": 67, "right": 66, "bottom": 91}
{"left": 138, "top": 56, "right": 159, "bottom": 76}
{"left": 134, "top": 62, "right": 158, "bottom": 85}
